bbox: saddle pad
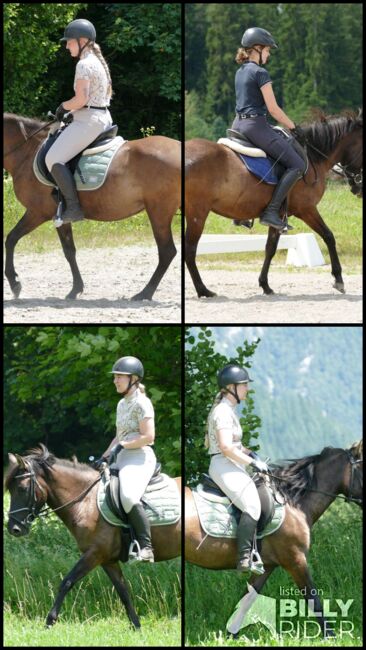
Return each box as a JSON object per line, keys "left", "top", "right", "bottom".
{"left": 75, "top": 136, "right": 125, "bottom": 190}
{"left": 97, "top": 472, "right": 180, "bottom": 528}
{"left": 192, "top": 483, "right": 285, "bottom": 539}
{"left": 238, "top": 154, "right": 279, "bottom": 185}
{"left": 218, "top": 137, "right": 267, "bottom": 158}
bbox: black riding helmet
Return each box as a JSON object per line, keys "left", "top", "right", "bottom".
{"left": 60, "top": 19, "right": 96, "bottom": 58}
{"left": 109, "top": 356, "right": 144, "bottom": 396}
{"left": 241, "top": 27, "right": 278, "bottom": 49}
{"left": 241, "top": 27, "right": 277, "bottom": 67}
{"left": 217, "top": 364, "right": 253, "bottom": 404}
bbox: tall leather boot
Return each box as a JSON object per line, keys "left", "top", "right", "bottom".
{"left": 51, "top": 162, "right": 85, "bottom": 224}
{"left": 236, "top": 511, "right": 264, "bottom": 575}
{"left": 259, "top": 168, "right": 303, "bottom": 230}
{"left": 127, "top": 503, "right": 154, "bottom": 562}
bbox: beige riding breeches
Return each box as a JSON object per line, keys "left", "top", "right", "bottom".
{"left": 113, "top": 446, "right": 156, "bottom": 514}
{"left": 209, "top": 453, "right": 261, "bottom": 520}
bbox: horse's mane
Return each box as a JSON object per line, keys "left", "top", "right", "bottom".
{"left": 269, "top": 444, "right": 358, "bottom": 506}
{"left": 4, "top": 443, "right": 94, "bottom": 490}
{"left": 301, "top": 108, "right": 363, "bottom": 164}
{"left": 4, "top": 112, "right": 48, "bottom": 132}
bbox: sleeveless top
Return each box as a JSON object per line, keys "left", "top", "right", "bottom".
{"left": 207, "top": 397, "right": 243, "bottom": 455}
{"left": 116, "top": 388, "right": 154, "bottom": 445}
{"left": 235, "top": 61, "right": 272, "bottom": 115}
{"left": 74, "top": 50, "right": 110, "bottom": 107}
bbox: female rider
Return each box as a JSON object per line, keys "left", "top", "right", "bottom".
{"left": 45, "top": 19, "right": 113, "bottom": 226}
{"left": 206, "top": 363, "right": 268, "bottom": 574}
{"left": 99, "top": 356, "right": 156, "bottom": 562}
{"left": 232, "top": 26, "right": 306, "bottom": 231}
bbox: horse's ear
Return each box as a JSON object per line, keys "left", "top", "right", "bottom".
{"left": 8, "top": 453, "right": 19, "bottom": 467}
{"left": 14, "top": 453, "right": 27, "bottom": 469}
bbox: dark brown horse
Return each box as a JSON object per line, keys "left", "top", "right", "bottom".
{"left": 5, "top": 445, "right": 181, "bottom": 628}
{"left": 185, "top": 442, "right": 362, "bottom": 637}
{"left": 4, "top": 113, "right": 181, "bottom": 300}
{"left": 185, "top": 110, "right": 362, "bottom": 297}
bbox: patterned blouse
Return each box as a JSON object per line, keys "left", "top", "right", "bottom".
{"left": 74, "top": 51, "right": 110, "bottom": 107}
{"left": 116, "top": 388, "right": 154, "bottom": 445}
{"left": 207, "top": 397, "right": 243, "bottom": 455}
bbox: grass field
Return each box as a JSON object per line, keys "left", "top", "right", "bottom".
{"left": 4, "top": 493, "right": 181, "bottom": 647}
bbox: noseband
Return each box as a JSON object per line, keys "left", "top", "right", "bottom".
{"left": 8, "top": 462, "right": 47, "bottom": 528}
{"left": 346, "top": 449, "right": 363, "bottom": 504}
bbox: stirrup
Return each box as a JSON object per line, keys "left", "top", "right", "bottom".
{"left": 128, "top": 539, "right": 142, "bottom": 563}
{"left": 53, "top": 201, "right": 64, "bottom": 228}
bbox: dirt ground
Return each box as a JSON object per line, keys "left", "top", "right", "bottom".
{"left": 185, "top": 268, "right": 362, "bottom": 323}
{"left": 4, "top": 246, "right": 181, "bottom": 324}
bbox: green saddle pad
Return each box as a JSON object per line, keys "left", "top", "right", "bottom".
{"left": 75, "top": 136, "right": 125, "bottom": 190}
{"left": 192, "top": 483, "right": 285, "bottom": 539}
{"left": 97, "top": 471, "right": 181, "bottom": 528}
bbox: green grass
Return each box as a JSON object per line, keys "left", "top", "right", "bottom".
{"left": 3, "top": 178, "right": 181, "bottom": 253}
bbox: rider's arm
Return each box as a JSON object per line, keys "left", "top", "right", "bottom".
{"left": 122, "top": 417, "right": 155, "bottom": 449}
{"left": 102, "top": 436, "right": 119, "bottom": 458}
{"left": 63, "top": 79, "right": 90, "bottom": 111}
{"left": 217, "top": 428, "right": 253, "bottom": 465}
{"left": 260, "top": 82, "right": 295, "bottom": 130}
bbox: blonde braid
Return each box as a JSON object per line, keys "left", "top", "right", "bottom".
{"left": 88, "top": 42, "right": 113, "bottom": 99}
{"left": 204, "top": 390, "right": 226, "bottom": 449}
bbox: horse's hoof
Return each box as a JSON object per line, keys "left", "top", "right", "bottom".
{"left": 65, "top": 288, "right": 83, "bottom": 300}
{"left": 45, "top": 614, "right": 57, "bottom": 627}
{"left": 130, "top": 292, "right": 152, "bottom": 301}
{"left": 198, "top": 289, "right": 216, "bottom": 298}
{"left": 12, "top": 281, "right": 22, "bottom": 298}
{"left": 262, "top": 287, "right": 275, "bottom": 295}
{"left": 333, "top": 282, "right": 345, "bottom": 294}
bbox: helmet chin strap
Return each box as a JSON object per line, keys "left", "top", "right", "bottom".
{"left": 225, "top": 385, "right": 240, "bottom": 404}
{"left": 253, "top": 46, "right": 264, "bottom": 65}
{"left": 120, "top": 376, "right": 139, "bottom": 397}
{"left": 77, "top": 38, "right": 91, "bottom": 58}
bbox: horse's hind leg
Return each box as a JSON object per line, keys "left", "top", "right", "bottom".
{"left": 185, "top": 211, "right": 216, "bottom": 298}
{"left": 5, "top": 209, "right": 48, "bottom": 298}
{"left": 258, "top": 227, "right": 281, "bottom": 294}
{"left": 131, "top": 205, "right": 177, "bottom": 301}
{"left": 102, "top": 562, "right": 141, "bottom": 629}
{"left": 56, "top": 223, "right": 84, "bottom": 299}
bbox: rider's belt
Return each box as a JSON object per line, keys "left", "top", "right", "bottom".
{"left": 236, "top": 113, "right": 263, "bottom": 119}
{"left": 88, "top": 106, "right": 108, "bottom": 110}
{"left": 209, "top": 453, "right": 221, "bottom": 456}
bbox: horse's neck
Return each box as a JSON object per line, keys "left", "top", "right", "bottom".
{"left": 300, "top": 457, "right": 343, "bottom": 526}
{"left": 46, "top": 464, "right": 98, "bottom": 523}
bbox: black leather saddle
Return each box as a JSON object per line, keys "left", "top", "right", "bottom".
{"left": 199, "top": 472, "right": 275, "bottom": 535}
{"left": 36, "top": 124, "right": 119, "bottom": 185}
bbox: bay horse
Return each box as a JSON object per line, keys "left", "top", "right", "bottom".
{"left": 185, "top": 110, "right": 363, "bottom": 297}
{"left": 3, "top": 113, "right": 181, "bottom": 300}
{"left": 185, "top": 442, "right": 362, "bottom": 638}
{"left": 5, "top": 444, "right": 181, "bottom": 628}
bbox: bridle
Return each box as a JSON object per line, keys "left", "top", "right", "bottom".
{"left": 4, "top": 118, "right": 57, "bottom": 159}
{"left": 8, "top": 460, "right": 101, "bottom": 530}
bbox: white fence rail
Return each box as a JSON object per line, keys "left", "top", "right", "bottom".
{"left": 196, "top": 233, "right": 325, "bottom": 267}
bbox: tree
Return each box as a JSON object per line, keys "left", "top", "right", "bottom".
{"left": 185, "top": 327, "right": 261, "bottom": 485}
{"left": 4, "top": 326, "right": 181, "bottom": 476}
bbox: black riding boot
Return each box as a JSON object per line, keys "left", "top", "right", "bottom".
{"left": 127, "top": 503, "right": 154, "bottom": 562}
{"left": 236, "top": 512, "right": 264, "bottom": 575}
{"left": 51, "top": 162, "right": 85, "bottom": 224}
{"left": 259, "top": 168, "right": 303, "bottom": 230}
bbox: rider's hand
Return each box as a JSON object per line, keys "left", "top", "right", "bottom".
{"left": 251, "top": 459, "right": 269, "bottom": 473}
{"left": 55, "top": 104, "right": 68, "bottom": 122}
{"left": 94, "top": 456, "right": 108, "bottom": 470}
{"left": 290, "top": 124, "right": 306, "bottom": 146}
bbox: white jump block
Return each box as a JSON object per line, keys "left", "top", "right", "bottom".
{"left": 196, "top": 233, "right": 325, "bottom": 267}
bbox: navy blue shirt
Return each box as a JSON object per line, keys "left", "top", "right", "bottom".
{"left": 235, "top": 61, "right": 272, "bottom": 115}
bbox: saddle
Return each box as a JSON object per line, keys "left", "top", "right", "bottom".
{"left": 193, "top": 472, "right": 285, "bottom": 547}
{"left": 34, "top": 124, "right": 125, "bottom": 199}
{"left": 218, "top": 126, "right": 308, "bottom": 185}
{"left": 96, "top": 461, "right": 181, "bottom": 563}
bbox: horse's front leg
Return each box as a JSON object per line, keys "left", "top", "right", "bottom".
{"left": 5, "top": 209, "right": 48, "bottom": 298}
{"left": 45, "top": 550, "right": 100, "bottom": 627}
{"left": 258, "top": 227, "right": 281, "bottom": 294}
{"left": 284, "top": 552, "right": 336, "bottom": 638}
{"left": 296, "top": 207, "right": 345, "bottom": 293}
{"left": 55, "top": 223, "right": 84, "bottom": 299}
{"left": 102, "top": 562, "right": 141, "bottom": 629}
